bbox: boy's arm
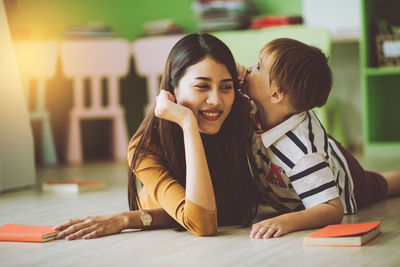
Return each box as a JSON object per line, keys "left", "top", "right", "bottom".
{"left": 250, "top": 197, "right": 344, "bottom": 239}
{"left": 250, "top": 152, "right": 343, "bottom": 239}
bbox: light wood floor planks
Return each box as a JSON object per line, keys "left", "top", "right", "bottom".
{"left": 1, "top": 159, "right": 400, "bottom": 267}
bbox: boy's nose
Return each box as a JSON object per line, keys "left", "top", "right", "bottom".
{"left": 248, "top": 64, "right": 257, "bottom": 73}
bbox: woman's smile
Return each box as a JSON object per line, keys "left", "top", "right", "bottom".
{"left": 199, "top": 110, "right": 222, "bottom": 121}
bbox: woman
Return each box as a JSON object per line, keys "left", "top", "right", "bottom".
{"left": 55, "top": 33, "right": 257, "bottom": 240}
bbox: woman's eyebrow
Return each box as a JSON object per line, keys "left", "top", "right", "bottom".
{"left": 195, "top": 77, "right": 211, "bottom": 81}
{"left": 195, "top": 77, "right": 232, "bottom": 83}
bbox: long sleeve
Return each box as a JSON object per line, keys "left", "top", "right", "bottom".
{"left": 128, "top": 140, "right": 218, "bottom": 236}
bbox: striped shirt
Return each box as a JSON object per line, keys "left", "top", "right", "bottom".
{"left": 248, "top": 105, "right": 357, "bottom": 214}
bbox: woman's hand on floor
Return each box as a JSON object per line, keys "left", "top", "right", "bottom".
{"left": 54, "top": 213, "right": 128, "bottom": 240}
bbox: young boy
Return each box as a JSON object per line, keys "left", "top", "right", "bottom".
{"left": 236, "top": 38, "right": 400, "bottom": 239}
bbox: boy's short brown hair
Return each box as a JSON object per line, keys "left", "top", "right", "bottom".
{"left": 260, "top": 38, "right": 332, "bottom": 112}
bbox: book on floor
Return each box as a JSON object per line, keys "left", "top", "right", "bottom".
{"left": 0, "top": 224, "right": 59, "bottom": 243}
{"left": 42, "top": 179, "right": 106, "bottom": 194}
{"left": 303, "top": 222, "right": 381, "bottom": 247}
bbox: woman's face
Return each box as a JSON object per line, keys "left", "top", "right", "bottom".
{"left": 174, "top": 56, "right": 235, "bottom": 135}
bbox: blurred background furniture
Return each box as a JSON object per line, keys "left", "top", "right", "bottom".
{"left": 61, "top": 39, "right": 130, "bottom": 165}
{"left": 132, "top": 35, "right": 183, "bottom": 114}
{"left": 4, "top": 0, "right": 378, "bottom": 162}
{"left": 0, "top": 0, "right": 35, "bottom": 192}
{"left": 14, "top": 41, "right": 58, "bottom": 166}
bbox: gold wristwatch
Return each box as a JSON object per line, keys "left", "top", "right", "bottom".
{"left": 139, "top": 209, "right": 152, "bottom": 229}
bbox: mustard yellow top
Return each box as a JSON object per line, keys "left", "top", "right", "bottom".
{"left": 128, "top": 136, "right": 218, "bottom": 236}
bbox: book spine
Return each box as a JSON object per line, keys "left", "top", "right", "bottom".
{"left": 0, "top": 233, "right": 44, "bottom": 242}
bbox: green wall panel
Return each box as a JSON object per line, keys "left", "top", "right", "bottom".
{"left": 13, "top": 0, "right": 197, "bottom": 40}
{"left": 13, "top": 0, "right": 302, "bottom": 40}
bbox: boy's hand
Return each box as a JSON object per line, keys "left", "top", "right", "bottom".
{"left": 250, "top": 198, "right": 344, "bottom": 239}
{"left": 235, "top": 62, "right": 249, "bottom": 92}
{"left": 250, "top": 215, "right": 292, "bottom": 239}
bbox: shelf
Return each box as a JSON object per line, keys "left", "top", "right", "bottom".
{"left": 331, "top": 29, "right": 360, "bottom": 43}
{"left": 361, "top": 0, "right": 400, "bottom": 157}
{"left": 365, "top": 67, "right": 400, "bottom": 76}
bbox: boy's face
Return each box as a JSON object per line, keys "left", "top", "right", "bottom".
{"left": 245, "top": 55, "right": 274, "bottom": 106}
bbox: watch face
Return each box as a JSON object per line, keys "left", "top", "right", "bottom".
{"left": 142, "top": 214, "right": 151, "bottom": 224}
{"left": 141, "top": 211, "right": 152, "bottom": 227}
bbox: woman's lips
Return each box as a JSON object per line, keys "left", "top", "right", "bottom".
{"left": 200, "top": 110, "right": 221, "bottom": 121}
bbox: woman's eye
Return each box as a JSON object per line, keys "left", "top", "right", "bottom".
{"left": 220, "top": 84, "right": 233, "bottom": 90}
{"left": 195, "top": 84, "right": 209, "bottom": 89}
{"left": 257, "top": 63, "right": 260, "bottom": 70}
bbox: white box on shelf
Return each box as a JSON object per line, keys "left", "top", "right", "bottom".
{"left": 302, "top": 0, "right": 360, "bottom": 41}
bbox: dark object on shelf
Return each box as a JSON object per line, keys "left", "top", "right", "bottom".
{"left": 251, "top": 15, "right": 303, "bottom": 29}
{"left": 376, "top": 34, "right": 400, "bottom": 66}
{"left": 64, "top": 23, "right": 114, "bottom": 39}
{"left": 192, "top": 0, "right": 251, "bottom": 31}
{"left": 142, "top": 19, "right": 184, "bottom": 36}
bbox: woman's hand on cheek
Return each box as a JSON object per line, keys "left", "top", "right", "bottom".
{"left": 249, "top": 216, "right": 291, "bottom": 239}
{"left": 54, "top": 214, "right": 127, "bottom": 240}
{"left": 155, "top": 90, "right": 197, "bottom": 130}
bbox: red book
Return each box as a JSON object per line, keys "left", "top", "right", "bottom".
{"left": 303, "top": 222, "right": 381, "bottom": 247}
{"left": 0, "top": 224, "right": 59, "bottom": 243}
{"left": 251, "top": 16, "right": 303, "bottom": 29}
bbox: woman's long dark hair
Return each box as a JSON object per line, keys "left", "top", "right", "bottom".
{"left": 128, "top": 33, "right": 257, "bottom": 226}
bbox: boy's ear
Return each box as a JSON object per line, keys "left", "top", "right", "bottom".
{"left": 270, "top": 86, "right": 284, "bottom": 104}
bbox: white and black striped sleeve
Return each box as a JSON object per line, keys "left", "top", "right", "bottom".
{"left": 288, "top": 153, "right": 339, "bottom": 209}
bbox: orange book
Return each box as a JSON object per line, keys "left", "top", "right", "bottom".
{"left": 303, "top": 222, "right": 381, "bottom": 247}
{"left": 0, "top": 224, "right": 59, "bottom": 243}
{"left": 43, "top": 179, "right": 106, "bottom": 194}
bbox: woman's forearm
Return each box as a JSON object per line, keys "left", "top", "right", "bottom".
{"left": 122, "top": 208, "right": 178, "bottom": 229}
{"left": 181, "top": 121, "right": 217, "bottom": 212}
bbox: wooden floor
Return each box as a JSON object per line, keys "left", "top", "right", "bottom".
{"left": 1, "top": 157, "right": 400, "bottom": 267}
